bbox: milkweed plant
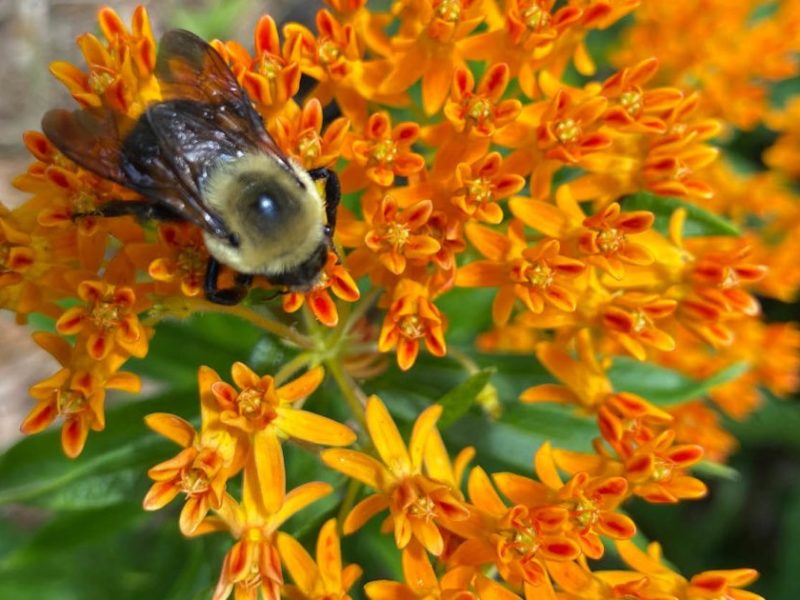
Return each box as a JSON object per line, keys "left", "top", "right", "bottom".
{"left": 2, "top": 1, "right": 800, "bottom": 599}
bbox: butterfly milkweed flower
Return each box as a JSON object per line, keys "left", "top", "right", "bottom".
{"left": 322, "top": 395, "right": 471, "bottom": 556}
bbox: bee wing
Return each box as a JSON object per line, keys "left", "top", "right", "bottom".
{"left": 156, "top": 29, "right": 289, "bottom": 164}
{"left": 41, "top": 108, "right": 132, "bottom": 187}
{"left": 41, "top": 107, "right": 230, "bottom": 237}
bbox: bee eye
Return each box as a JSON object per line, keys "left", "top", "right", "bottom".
{"left": 257, "top": 193, "right": 277, "bottom": 220}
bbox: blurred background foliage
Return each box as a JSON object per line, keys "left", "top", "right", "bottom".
{"left": 0, "top": 1, "right": 798, "bottom": 599}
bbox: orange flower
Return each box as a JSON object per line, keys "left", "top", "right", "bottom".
{"left": 601, "top": 293, "right": 677, "bottom": 360}
{"left": 142, "top": 413, "right": 239, "bottom": 535}
{"left": 357, "top": 195, "right": 441, "bottom": 276}
{"left": 378, "top": 279, "right": 447, "bottom": 370}
{"left": 342, "top": 112, "right": 425, "bottom": 189}
{"left": 49, "top": 6, "right": 157, "bottom": 115}
{"left": 0, "top": 213, "right": 35, "bottom": 289}
{"left": 454, "top": 466, "right": 580, "bottom": 588}
{"left": 282, "top": 251, "right": 360, "bottom": 326}
{"left": 600, "top": 58, "right": 683, "bottom": 134}
{"left": 578, "top": 202, "right": 654, "bottom": 279}
{"left": 536, "top": 90, "right": 611, "bottom": 164}
{"left": 378, "top": 0, "right": 487, "bottom": 115}
{"left": 443, "top": 63, "right": 521, "bottom": 137}
{"left": 322, "top": 396, "right": 471, "bottom": 556}
{"left": 451, "top": 152, "right": 525, "bottom": 223}
{"left": 55, "top": 279, "right": 150, "bottom": 361}
{"left": 458, "top": 221, "right": 586, "bottom": 325}
{"left": 212, "top": 479, "right": 334, "bottom": 600}
{"left": 20, "top": 332, "right": 140, "bottom": 458}
{"left": 271, "top": 97, "right": 350, "bottom": 170}
{"left": 202, "top": 363, "right": 355, "bottom": 514}
{"left": 277, "top": 518, "right": 362, "bottom": 599}
{"left": 214, "top": 15, "right": 301, "bottom": 115}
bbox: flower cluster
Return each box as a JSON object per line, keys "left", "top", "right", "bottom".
{"left": 2, "top": 1, "right": 797, "bottom": 597}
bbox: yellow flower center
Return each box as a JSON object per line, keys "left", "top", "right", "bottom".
{"left": 238, "top": 388, "right": 265, "bottom": 418}
{"left": 91, "top": 299, "right": 122, "bottom": 329}
{"left": 597, "top": 228, "right": 624, "bottom": 254}
{"left": 673, "top": 160, "right": 690, "bottom": 180}
{"left": 436, "top": 0, "right": 462, "bottom": 22}
{"left": 177, "top": 247, "right": 205, "bottom": 277}
{"left": 372, "top": 139, "right": 397, "bottom": 164}
{"left": 466, "top": 177, "right": 493, "bottom": 204}
{"left": 72, "top": 191, "right": 97, "bottom": 215}
{"left": 467, "top": 97, "right": 493, "bottom": 122}
{"left": 510, "top": 526, "right": 540, "bottom": 556}
{"left": 399, "top": 315, "right": 425, "bottom": 339}
{"left": 89, "top": 70, "right": 115, "bottom": 95}
{"left": 384, "top": 222, "right": 410, "bottom": 249}
{"left": 555, "top": 118, "right": 580, "bottom": 144}
{"left": 527, "top": 262, "right": 554, "bottom": 288}
{"left": 652, "top": 457, "right": 673, "bottom": 482}
{"left": 632, "top": 311, "right": 648, "bottom": 333}
{"left": 257, "top": 54, "right": 282, "bottom": 79}
{"left": 58, "top": 389, "right": 87, "bottom": 415}
{"left": 620, "top": 90, "right": 642, "bottom": 116}
{"left": 298, "top": 132, "right": 322, "bottom": 163}
{"left": 720, "top": 266, "right": 739, "bottom": 289}
{"left": 181, "top": 468, "right": 210, "bottom": 495}
{"left": 574, "top": 497, "right": 598, "bottom": 527}
{"left": 318, "top": 40, "right": 341, "bottom": 65}
{"left": 409, "top": 496, "right": 437, "bottom": 521}
{"left": 523, "top": 4, "right": 551, "bottom": 31}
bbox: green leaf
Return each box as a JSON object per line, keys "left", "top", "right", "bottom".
{"left": 693, "top": 460, "right": 740, "bottom": 481}
{"left": 623, "top": 191, "right": 740, "bottom": 237}
{"left": 608, "top": 358, "right": 749, "bottom": 406}
{"left": 445, "top": 403, "right": 597, "bottom": 473}
{"left": 0, "top": 389, "right": 196, "bottom": 506}
{"left": 437, "top": 368, "right": 496, "bottom": 429}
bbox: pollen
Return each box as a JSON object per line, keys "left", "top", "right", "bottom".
{"left": 72, "top": 191, "right": 97, "bottom": 215}
{"left": 467, "top": 98, "right": 493, "bottom": 122}
{"left": 620, "top": 90, "right": 643, "bottom": 116}
{"left": 181, "top": 468, "right": 210, "bottom": 495}
{"left": 527, "top": 262, "right": 554, "bottom": 288}
{"left": 511, "top": 526, "right": 540, "bottom": 556}
{"left": 632, "top": 311, "right": 648, "bottom": 333}
{"left": 597, "top": 228, "right": 624, "bottom": 254}
{"left": 177, "top": 247, "right": 205, "bottom": 277}
{"left": 372, "top": 139, "right": 398, "bottom": 164}
{"left": 575, "top": 498, "right": 598, "bottom": 527}
{"left": 720, "top": 267, "right": 739, "bottom": 289}
{"left": 523, "top": 4, "right": 551, "bottom": 31}
{"left": 88, "top": 70, "right": 115, "bottom": 95}
{"left": 466, "top": 177, "right": 493, "bottom": 204}
{"left": 91, "top": 300, "right": 121, "bottom": 329}
{"left": 318, "top": 40, "right": 342, "bottom": 65}
{"left": 652, "top": 458, "right": 673, "bottom": 482}
{"left": 555, "top": 118, "right": 580, "bottom": 144}
{"left": 237, "top": 388, "right": 265, "bottom": 418}
{"left": 298, "top": 132, "right": 322, "bottom": 163}
{"left": 399, "top": 315, "right": 425, "bottom": 339}
{"left": 384, "top": 222, "right": 410, "bottom": 249}
{"left": 436, "top": 0, "right": 462, "bottom": 22}
{"left": 58, "top": 390, "right": 87, "bottom": 415}
{"left": 409, "top": 495, "right": 437, "bottom": 521}
{"left": 257, "top": 55, "right": 282, "bottom": 79}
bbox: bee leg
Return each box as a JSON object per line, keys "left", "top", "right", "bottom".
{"left": 308, "top": 167, "right": 340, "bottom": 235}
{"left": 74, "top": 200, "right": 181, "bottom": 222}
{"left": 203, "top": 258, "right": 251, "bottom": 305}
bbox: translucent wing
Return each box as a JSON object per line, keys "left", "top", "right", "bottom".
{"left": 155, "top": 29, "right": 290, "bottom": 168}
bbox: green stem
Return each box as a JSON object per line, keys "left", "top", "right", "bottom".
{"left": 325, "top": 355, "right": 368, "bottom": 431}
{"left": 162, "top": 297, "right": 314, "bottom": 348}
{"left": 337, "top": 478, "right": 363, "bottom": 530}
{"left": 273, "top": 352, "right": 312, "bottom": 386}
{"left": 448, "top": 346, "right": 480, "bottom": 374}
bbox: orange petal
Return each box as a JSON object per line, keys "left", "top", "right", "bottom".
{"left": 321, "top": 449, "right": 386, "bottom": 489}
{"left": 366, "top": 396, "right": 411, "bottom": 475}
{"left": 344, "top": 493, "right": 390, "bottom": 534}
{"left": 144, "top": 413, "right": 196, "bottom": 447}
{"left": 276, "top": 407, "right": 356, "bottom": 446}
{"left": 278, "top": 366, "right": 325, "bottom": 403}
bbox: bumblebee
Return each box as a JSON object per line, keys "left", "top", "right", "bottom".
{"left": 42, "top": 29, "right": 340, "bottom": 305}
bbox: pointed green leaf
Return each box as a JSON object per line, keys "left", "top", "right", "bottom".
{"left": 608, "top": 358, "right": 749, "bottom": 406}
{"left": 623, "top": 191, "right": 740, "bottom": 237}
{"left": 436, "top": 368, "right": 496, "bottom": 429}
